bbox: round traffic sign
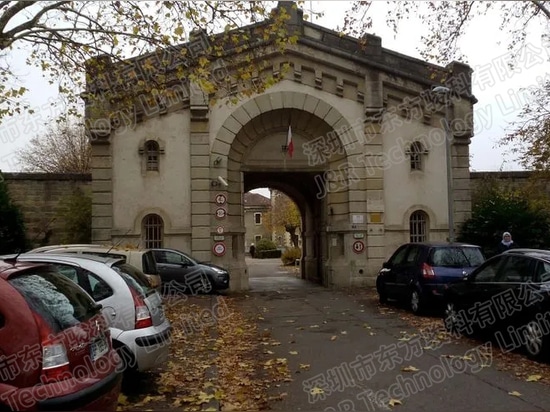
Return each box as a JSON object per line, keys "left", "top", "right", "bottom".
{"left": 215, "top": 193, "right": 227, "bottom": 205}
{"left": 216, "top": 226, "right": 224, "bottom": 234}
{"left": 213, "top": 242, "right": 226, "bottom": 257}
{"left": 353, "top": 240, "right": 365, "bottom": 254}
{"left": 215, "top": 207, "right": 227, "bottom": 219}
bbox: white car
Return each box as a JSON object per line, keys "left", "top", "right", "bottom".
{"left": 8, "top": 253, "right": 172, "bottom": 373}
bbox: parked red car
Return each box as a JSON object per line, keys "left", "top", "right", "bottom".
{"left": 0, "top": 260, "right": 122, "bottom": 411}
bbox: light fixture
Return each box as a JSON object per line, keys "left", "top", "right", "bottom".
{"left": 432, "top": 85, "right": 454, "bottom": 243}
{"left": 213, "top": 156, "right": 222, "bottom": 166}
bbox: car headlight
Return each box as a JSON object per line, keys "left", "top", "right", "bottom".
{"left": 211, "top": 267, "right": 226, "bottom": 275}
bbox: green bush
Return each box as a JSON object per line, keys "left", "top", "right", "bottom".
{"left": 0, "top": 176, "right": 28, "bottom": 253}
{"left": 256, "top": 238, "right": 277, "bottom": 251}
{"left": 256, "top": 249, "right": 282, "bottom": 259}
{"left": 281, "top": 247, "right": 301, "bottom": 266}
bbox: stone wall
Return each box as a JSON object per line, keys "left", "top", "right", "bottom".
{"left": 2, "top": 170, "right": 547, "bottom": 252}
{"left": 470, "top": 171, "right": 550, "bottom": 195}
{"left": 2, "top": 173, "right": 91, "bottom": 249}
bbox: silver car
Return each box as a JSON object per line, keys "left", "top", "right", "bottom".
{"left": 8, "top": 253, "right": 172, "bottom": 373}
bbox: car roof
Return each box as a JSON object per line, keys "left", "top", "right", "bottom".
{"left": 2, "top": 253, "right": 127, "bottom": 275}
{"left": 0, "top": 259, "right": 51, "bottom": 279}
{"left": 406, "top": 242, "right": 481, "bottom": 248}
{"left": 17, "top": 252, "right": 125, "bottom": 266}
{"left": 502, "top": 248, "right": 550, "bottom": 260}
{"left": 29, "top": 244, "right": 152, "bottom": 253}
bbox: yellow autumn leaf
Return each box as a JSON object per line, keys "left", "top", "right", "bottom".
{"left": 118, "top": 394, "right": 128, "bottom": 405}
{"left": 401, "top": 366, "right": 420, "bottom": 372}
{"left": 310, "top": 324, "right": 320, "bottom": 328}
{"left": 388, "top": 398, "right": 402, "bottom": 407}
{"left": 310, "top": 387, "right": 324, "bottom": 395}
{"left": 289, "top": 351, "right": 298, "bottom": 355}
{"left": 508, "top": 391, "right": 522, "bottom": 397}
{"left": 341, "top": 331, "right": 348, "bottom": 335}
{"left": 331, "top": 336, "right": 338, "bottom": 341}
{"left": 299, "top": 363, "right": 310, "bottom": 369}
{"left": 527, "top": 375, "right": 542, "bottom": 382}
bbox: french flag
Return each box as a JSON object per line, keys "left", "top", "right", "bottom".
{"left": 287, "top": 124, "right": 294, "bottom": 159}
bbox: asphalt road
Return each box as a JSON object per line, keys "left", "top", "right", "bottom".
{"left": 240, "top": 258, "right": 550, "bottom": 412}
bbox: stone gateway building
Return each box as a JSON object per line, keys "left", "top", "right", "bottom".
{"left": 85, "top": 2, "right": 476, "bottom": 291}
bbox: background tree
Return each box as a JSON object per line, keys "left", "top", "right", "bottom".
{"left": 264, "top": 190, "right": 301, "bottom": 248}
{"left": 457, "top": 177, "right": 550, "bottom": 257}
{"left": 0, "top": 1, "right": 299, "bottom": 120}
{"left": 0, "top": 173, "right": 28, "bottom": 253}
{"left": 343, "top": 1, "right": 550, "bottom": 170}
{"left": 16, "top": 118, "right": 91, "bottom": 173}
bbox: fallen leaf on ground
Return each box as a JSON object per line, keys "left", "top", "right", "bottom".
{"left": 310, "top": 325, "right": 320, "bottom": 328}
{"left": 299, "top": 364, "right": 310, "bottom": 370}
{"left": 401, "top": 366, "right": 420, "bottom": 372}
{"left": 341, "top": 331, "right": 348, "bottom": 335}
{"left": 289, "top": 351, "right": 298, "bottom": 355}
{"left": 331, "top": 335, "right": 338, "bottom": 341}
{"left": 508, "top": 391, "right": 522, "bottom": 397}
{"left": 310, "top": 387, "right": 324, "bottom": 395}
{"left": 389, "top": 399, "right": 402, "bottom": 407}
{"left": 527, "top": 375, "right": 542, "bottom": 382}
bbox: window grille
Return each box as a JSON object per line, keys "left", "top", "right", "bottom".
{"left": 143, "top": 214, "right": 163, "bottom": 248}
{"left": 410, "top": 210, "right": 428, "bottom": 242}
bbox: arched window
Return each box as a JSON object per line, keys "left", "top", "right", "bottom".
{"left": 142, "top": 214, "right": 164, "bottom": 248}
{"left": 407, "top": 141, "right": 426, "bottom": 171}
{"left": 145, "top": 140, "right": 160, "bottom": 171}
{"left": 410, "top": 210, "right": 428, "bottom": 242}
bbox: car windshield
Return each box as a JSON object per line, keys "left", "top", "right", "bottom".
{"left": 9, "top": 268, "right": 100, "bottom": 334}
{"left": 429, "top": 247, "right": 485, "bottom": 268}
{"left": 111, "top": 262, "right": 153, "bottom": 297}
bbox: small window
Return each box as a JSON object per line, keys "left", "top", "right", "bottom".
{"left": 143, "top": 214, "right": 163, "bottom": 248}
{"left": 254, "top": 213, "right": 262, "bottom": 225}
{"left": 410, "top": 210, "right": 428, "bottom": 242}
{"left": 145, "top": 140, "right": 160, "bottom": 171}
{"left": 408, "top": 141, "right": 426, "bottom": 171}
{"left": 255, "top": 235, "right": 262, "bottom": 243}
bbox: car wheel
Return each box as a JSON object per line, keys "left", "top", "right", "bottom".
{"left": 444, "top": 301, "right": 459, "bottom": 334}
{"left": 523, "top": 320, "right": 549, "bottom": 360}
{"left": 410, "top": 289, "right": 424, "bottom": 315}
{"left": 115, "top": 344, "right": 137, "bottom": 375}
{"left": 376, "top": 278, "right": 388, "bottom": 304}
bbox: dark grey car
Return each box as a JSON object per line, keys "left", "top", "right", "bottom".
{"left": 152, "top": 248, "right": 230, "bottom": 294}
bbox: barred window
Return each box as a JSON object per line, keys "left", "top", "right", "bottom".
{"left": 408, "top": 141, "right": 425, "bottom": 171}
{"left": 145, "top": 140, "right": 160, "bottom": 171}
{"left": 409, "top": 210, "right": 428, "bottom": 243}
{"left": 143, "top": 214, "right": 163, "bottom": 248}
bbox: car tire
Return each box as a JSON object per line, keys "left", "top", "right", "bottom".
{"left": 115, "top": 343, "right": 137, "bottom": 375}
{"left": 523, "top": 319, "right": 550, "bottom": 360}
{"left": 376, "top": 278, "right": 388, "bottom": 304}
{"left": 410, "top": 289, "right": 424, "bottom": 315}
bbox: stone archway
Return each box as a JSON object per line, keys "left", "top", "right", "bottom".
{"left": 203, "top": 88, "right": 363, "bottom": 290}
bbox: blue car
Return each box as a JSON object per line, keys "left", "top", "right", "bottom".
{"left": 376, "top": 242, "right": 485, "bottom": 314}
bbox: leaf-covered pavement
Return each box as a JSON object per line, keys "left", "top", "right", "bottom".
{"left": 117, "top": 293, "right": 291, "bottom": 411}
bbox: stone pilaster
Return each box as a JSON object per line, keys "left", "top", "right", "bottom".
{"left": 189, "top": 82, "right": 211, "bottom": 262}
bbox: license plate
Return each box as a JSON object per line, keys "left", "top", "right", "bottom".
{"left": 91, "top": 335, "right": 108, "bottom": 361}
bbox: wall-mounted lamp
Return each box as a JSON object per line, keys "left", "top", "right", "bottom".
{"left": 213, "top": 156, "right": 222, "bottom": 166}
{"left": 211, "top": 176, "right": 228, "bottom": 187}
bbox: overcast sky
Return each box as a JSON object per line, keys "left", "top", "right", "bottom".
{"left": 1, "top": 1, "right": 548, "bottom": 177}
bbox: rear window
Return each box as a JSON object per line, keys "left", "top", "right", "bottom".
{"left": 429, "top": 247, "right": 485, "bottom": 268}
{"left": 111, "top": 263, "right": 152, "bottom": 297}
{"left": 9, "top": 269, "right": 100, "bottom": 334}
{"left": 142, "top": 252, "right": 158, "bottom": 275}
